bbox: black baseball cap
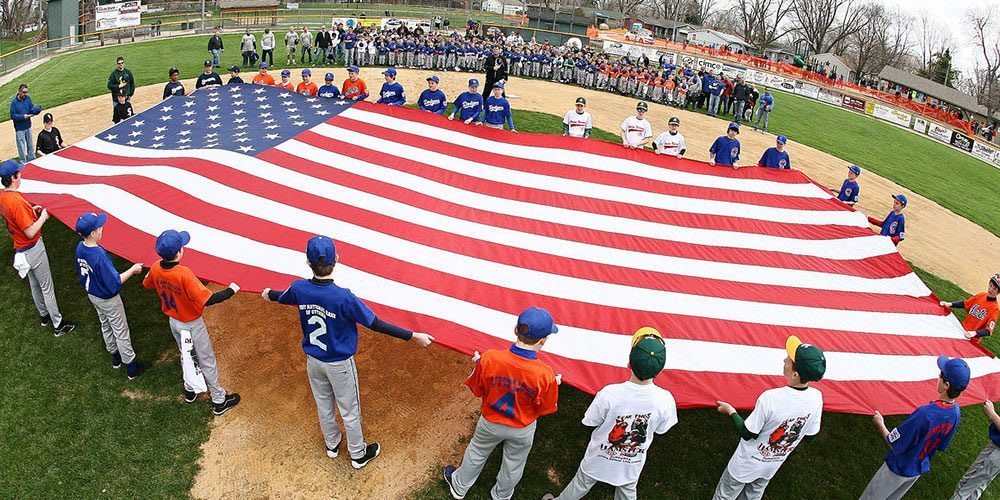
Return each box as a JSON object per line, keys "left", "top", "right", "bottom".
{"left": 168, "top": 67, "right": 179, "bottom": 76}
{"left": 575, "top": 97, "right": 586, "bottom": 105}
{"left": 668, "top": 117, "right": 680, "bottom": 125}
{"left": 43, "top": 112, "right": 53, "bottom": 123}
{"left": 229, "top": 65, "right": 240, "bottom": 73}
{"left": 204, "top": 60, "right": 213, "bottom": 67}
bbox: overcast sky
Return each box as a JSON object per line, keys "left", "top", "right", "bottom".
{"left": 879, "top": 0, "right": 981, "bottom": 74}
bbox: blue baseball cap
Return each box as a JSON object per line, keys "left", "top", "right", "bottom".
{"left": 259, "top": 62, "right": 269, "bottom": 69}
{"left": 492, "top": 81, "right": 504, "bottom": 89}
{"left": 515, "top": 307, "right": 558, "bottom": 340}
{"left": 325, "top": 72, "right": 335, "bottom": 81}
{"left": 0, "top": 159, "right": 24, "bottom": 178}
{"left": 280, "top": 69, "right": 291, "bottom": 77}
{"left": 776, "top": 134, "right": 787, "bottom": 144}
{"left": 937, "top": 355, "right": 970, "bottom": 390}
{"left": 892, "top": 194, "right": 908, "bottom": 207}
{"left": 383, "top": 67, "right": 397, "bottom": 76}
{"left": 155, "top": 230, "right": 191, "bottom": 259}
{"left": 349, "top": 65, "right": 360, "bottom": 73}
{"left": 469, "top": 78, "right": 480, "bottom": 87}
{"left": 727, "top": 121, "right": 740, "bottom": 132}
{"left": 848, "top": 165, "right": 861, "bottom": 175}
{"left": 306, "top": 235, "right": 336, "bottom": 266}
{"left": 75, "top": 212, "right": 107, "bottom": 235}
{"left": 426, "top": 75, "right": 440, "bottom": 83}
{"left": 301, "top": 68, "right": 311, "bottom": 76}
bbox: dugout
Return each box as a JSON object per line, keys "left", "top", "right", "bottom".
{"left": 219, "top": 0, "right": 281, "bottom": 27}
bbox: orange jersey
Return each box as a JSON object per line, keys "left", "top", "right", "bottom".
{"left": 142, "top": 260, "right": 213, "bottom": 322}
{"left": 963, "top": 293, "right": 999, "bottom": 340}
{"left": 0, "top": 190, "right": 41, "bottom": 250}
{"left": 662, "top": 79, "right": 676, "bottom": 91}
{"left": 342, "top": 78, "right": 367, "bottom": 100}
{"left": 275, "top": 81, "right": 295, "bottom": 91}
{"left": 252, "top": 73, "right": 275, "bottom": 85}
{"left": 465, "top": 347, "right": 558, "bottom": 428}
{"left": 296, "top": 81, "right": 318, "bottom": 96}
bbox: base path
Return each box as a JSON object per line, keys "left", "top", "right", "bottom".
{"left": 3, "top": 68, "right": 997, "bottom": 496}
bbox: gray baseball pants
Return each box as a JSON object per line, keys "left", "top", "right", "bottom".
{"left": 951, "top": 442, "right": 1000, "bottom": 500}
{"left": 553, "top": 466, "right": 637, "bottom": 500}
{"left": 21, "top": 238, "right": 63, "bottom": 327}
{"left": 305, "top": 355, "right": 367, "bottom": 459}
{"left": 452, "top": 416, "right": 536, "bottom": 500}
{"left": 713, "top": 468, "right": 771, "bottom": 500}
{"left": 859, "top": 463, "right": 919, "bottom": 500}
{"left": 169, "top": 316, "right": 226, "bottom": 404}
{"left": 88, "top": 294, "right": 136, "bottom": 363}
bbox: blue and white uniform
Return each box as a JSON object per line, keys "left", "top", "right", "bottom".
{"left": 418, "top": 88, "right": 448, "bottom": 115}
{"left": 483, "top": 95, "right": 514, "bottom": 130}
{"left": 376, "top": 81, "right": 406, "bottom": 106}
{"left": 451, "top": 91, "right": 484, "bottom": 122}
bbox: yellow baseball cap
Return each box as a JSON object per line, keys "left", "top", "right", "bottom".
{"left": 632, "top": 326, "right": 663, "bottom": 347}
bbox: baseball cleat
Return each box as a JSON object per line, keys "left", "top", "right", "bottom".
{"left": 126, "top": 362, "right": 146, "bottom": 381}
{"left": 326, "top": 440, "right": 341, "bottom": 459}
{"left": 183, "top": 390, "right": 198, "bottom": 403}
{"left": 53, "top": 321, "right": 76, "bottom": 337}
{"left": 350, "top": 442, "right": 381, "bottom": 469}
{"left": 443, "top": 465, "right": 464, "bottom": 499}
{"left": 40, "top": 314, "right": 51, "bottom": 327}
{"left": 111, "top": 352, "right": 123, "bottom": 369}
{"left": 212, "top": 393, "right": 241, "bottom": 415}
{"left": 542, "top": 495, "right": 555, "bottom": 500}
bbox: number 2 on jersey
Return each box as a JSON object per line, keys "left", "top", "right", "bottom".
{"left": 307, "top": 314, "right": 328, "bottom": 351}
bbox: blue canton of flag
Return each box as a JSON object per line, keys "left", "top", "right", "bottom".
{"left": 98, "top": 83, "right": 356, "bottom": 155}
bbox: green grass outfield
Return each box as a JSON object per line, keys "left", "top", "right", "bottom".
{"left": 2, "top": 35, "right": 999, "bottom": 239}
{"left": 2, "top": 107, "right": 999, "bottom": 498}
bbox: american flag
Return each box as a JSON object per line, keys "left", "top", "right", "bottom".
{"left": 22, "top": 83, "right": 1000, "bottom": 414}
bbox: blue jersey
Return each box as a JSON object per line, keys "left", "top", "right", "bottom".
{"left": 484, "top": 95, "right": 514, "bottom": 129}
{"left": 75, "top": 242, "right": 122, "bottom": 299}
{"left": 709, "top": 136, "right": 740, "bottom": 166}
{"left": 453, "top": 91, "right": 484, "bottom": 122}
{"left": 277, "top": 279, "right": 377, "bottom": 362}
{"left": 880, "top": 211, "right": 906, "bottom": 239}
{"left": 758, "top": 147, "right": 790, "bottom": 169}
{"left": 317, "top": 84, "right": 341, "bottom": 99}
{"left": 418, "top": 88, "right": 447, "bottom": 114}
{"left": 884, "top": 401, "right": 959, "bottom": 477}
{"left": 837, "top": 179, "right": 859, "bottom": 204}
{"left": 377, "top": 81, "right": 406, "bottom": 106}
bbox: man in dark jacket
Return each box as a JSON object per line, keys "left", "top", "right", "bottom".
{"left": 314, "top": 27, "right": 332, "bottom": 66}
{"left": 208, "top": 30, "right": 224, "bottom": 68}
{"left": 107, "top": 56, "right": 135, "bottom": 104}
{"left": 482, "top": 45, "right": 508, "bottom": 101}
{"left": 732, "top": 77, "right": 751, "bottom": 122}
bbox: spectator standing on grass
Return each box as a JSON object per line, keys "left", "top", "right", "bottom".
{"left": 208, "top": 29, "right": 224, "bottom": 68}
{"left": 314, "top": 26, "right": 332, "bottom": 66}
{"left": 240, "top": 29, "right": 257, "bottom": 69}
{"left": 483, "top": 45, "right": 508, "bottom": 101}
{"left": 260, "top": 28, "right": 275, "bottom": 66}
{"left": 10, "top": 83, "right": 41, "bottom": 163}
{"left": 753, "top": 90, "right": 774, "bottom": 133}
{"left": 34, "top": 113, "right": 65, "bottom": 157}
{"left": 732, "top": 77, "right": 750, "bottom": 122}
{"left": 299, "top": 26, "right": 313, "bottom": 65}
{"left": 706, "top": 72, "right": 723, "bottom": 117}
{"left": 284, "top": 27, "right": 298, "bottom": 65}
{"left": 107, "top": 56, "right": 135, "bottom": 105}
{"left": 163, "top": 67, "right": 185, "bottom": 100}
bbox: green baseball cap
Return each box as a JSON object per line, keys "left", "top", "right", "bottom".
{"left": 786, "top": 336, "right": 826, "bottom": 382}
{"left": 630, "top": 337, "right": 666, "bottom": 381}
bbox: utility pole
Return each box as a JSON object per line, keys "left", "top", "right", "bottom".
{"left": 201, "top": 0, "right": 206, "bottom": 30}
{"left": 671, "top": 0, "right": 682, "bottom": 43}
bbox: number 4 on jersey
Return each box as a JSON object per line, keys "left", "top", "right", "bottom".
{"left": 491, "top": 391, "right": 516, "bottom": 418}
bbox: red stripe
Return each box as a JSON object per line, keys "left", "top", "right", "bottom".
{"left": 25, "top": 168, "right": 976, "bottom": 359}
{"left": 294, "top": 129, "right": 865, "bottom": 242}
{"left": 47, "top": 149, "right": 937, "bottom": 315}
{"left": 330, "top": 114, "right": 848, "bottom": 214}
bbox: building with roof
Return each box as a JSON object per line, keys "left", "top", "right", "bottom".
{"left": 219, "top": 0, "right": 280, "bottom": 27}
{"left": 878, "top": 65, "right": 997, "bottom": 120}
{"left": 812, "top": 52, "right": 854, "bottom": 82}
{"left": 624, "top": 16, "right": 693, "bottom": 41}
{"left": 684, "top": 28, "right": 751, "bottom": 53}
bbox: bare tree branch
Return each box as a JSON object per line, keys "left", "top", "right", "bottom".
{"left": 790, "top": 0, "right": 865, "bottom": 54}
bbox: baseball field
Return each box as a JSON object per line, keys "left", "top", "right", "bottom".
{"left": 3, "top": 33, "right": 1000, "bottom": 499}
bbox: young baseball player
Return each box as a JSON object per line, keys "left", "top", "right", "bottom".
{"left": 868, "top": 194, "right": 907, "bottom": 245}
{"left": 226, "top": 66, "right": 244, "bottom": 85}
{"left": 342, "top": 65, "right": 368, "bottom": 101}
{"left": 757, "top": 134, "right": 791, "bottom": 169}
{"left": 939, "top": 273, "right": 1000, "bottom": 343}
{"left": 376, "top": 67, "right": 406, "bottom": 106}
{"left": 260, "top": 235, "right": 434, "bottom": 468}
{"left": 162, "top": 67, "right": 185, "bottom": 100}
{"left": 276, "top": 69, "right": 295, "bottom": 91}
{"left": 952, "top": 399, "right": 1000, "bottom": 499}
{"left": 449, "top": 79, "right": 484, "bottom": 124}
{"left": 112, "top": 93, "right": 134, "bottom": 124}
{"left": 194, "top": 60, "right": 223, "bottom": 89}
{"left": 830, "top": 165, "right": 861, "bottom": 206}
{"left": 542, "top": 327, "right": 677, "bottom": 500}
{"left": 652, "top": 116, "right": 686, "bottom": 158}
{"left": 620, "top": 101, "right": 652, "bottom": 149}
{"left": 75, "top": 212, "right": 145, "bottom": 378}
{"left": 483, "top": 81, "right": 515, "bottom": 132}
{"left": 709, "top": 122, "right": 741, "bottom": 168}
{"left": 142, "top": 230, "right": 241, "bottom": 415}
{"left": 860, "top": 356, "right": 968, "bottom": 499}
{"left": 296, "top": 69, "right": 318, "bottom": 96}
{"left": 318, "top": 72, "right": 341, "bottom": 99}
{"left": 0, "top": 159, "right": 75, "bottom": 336}
{"left": 562, "top": 97, "right": 593, "bottom": 138}
{"left": 442, "top": 307, "right": 561, "bottom": 500}
{"left": 251, "top": 62, "right": 275, "bottom": 86}
{"left": 418, "top": 75, "right": 448, "bottom": 115}
{"left": 713, "top": 335, "right": 825, "bottom": 500}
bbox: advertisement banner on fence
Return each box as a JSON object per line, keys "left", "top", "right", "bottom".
{"left": 744, "top": 69, "right": 768, "bottom": 84}
{"left": 927, "top": 123, "right": 952, "bottom": 143}
{"left": 912, "top": 117, "right": 929, "bottom": 134}
{"left": 869, "top": 103, "right": 912, "bottom": 127}
{"left": 841, "top": 95, "right": 866, "bottom": 112}
{"left": 794, "top": 81, "right": 820, "bottom": 100}
{"left": 96, "top": 0, "right": 141, "bottom": 30}
{"left": 950, "top": 131, "right": 975, "bottom": 152}
{"left": 721, "top": 64, "right": 746, "bottom": 79}
{"left": 816, "top": 87, "right": 841, "bottom": 105}
{"left": 971, "top": 141, "right": 998, "bottom": 162}
{"left": 602, "top": 41, "right": 675, "bottom": 64}
{"left": 697, "top": 58, "right": 724, "bottom": 73}
{"left": 767, "top": 74, "right": 796, "bottom": 92}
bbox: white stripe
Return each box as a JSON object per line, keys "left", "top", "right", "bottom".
{"left": 21, "top": 162, "right": 952, "bottom": 337}
{"left": 19, "top": 178, "right": 998, "bottom": 382}
{"left": 313, "top": 123, "right": 866, "bottom": 227}
{"left": 343, "top": 107, "right": 833, "bottom": 199}
{"left": 74, "top": 137, "right": 899, "bottom": 261}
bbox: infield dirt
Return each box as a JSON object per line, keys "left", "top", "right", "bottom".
{"left": 2, "top": 68, "right": 998, "bottom": 497}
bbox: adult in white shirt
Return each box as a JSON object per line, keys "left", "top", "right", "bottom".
{"left": 284, "top": 28, "right": 298, "bottom": 65}
{"left": 239, "top": 29, "right": 257, "bottom": 69}
{"left": 713, "top": 336, "right": 826, "bottom": 500}
{"left": 543, "top": 327, "right": 676, "bottom": 500}
{"left": 620, "top": 101, "right": 652, "bottom": 149}
{"left": 652, "top": 116, "right": 687, "bottom": 158}
{"left": 260, "top": 28, "right": 276, "bottom": 66}
{"left": 563, "top": 97, "right": 593, "bottom": 139}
